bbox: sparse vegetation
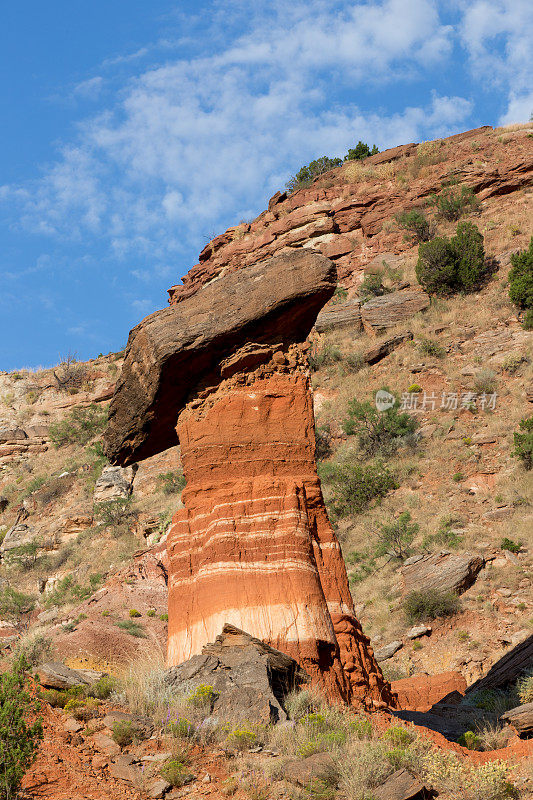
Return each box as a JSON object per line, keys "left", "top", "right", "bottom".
{"left": 512, "top": 416, "right": 533, "bottom": 469}
{"left": 403, "top": 589, "right": 460, "bottom": 623}
{"left": 342, "top": 396, "right": 417, "bottom": 457}
{"left": 156, "top": 471, "right": 186, "bottom": 495}
{"left": 319, "top": 461, "right": 398, "bottom": 518}
{"left": 374, "top": 511, "right": 418, "bottom": 560}
{"left": 416, "top": 222, "right": 488, "bottom": 295}
{"left": 0, "top": 655, "right": 44, "bottom": 800}
{"left": 115, "top": 619, "right": 147, "bottom": 638}
{"left": 517, "top": 671, "right": 533, "bottom": 704}
{"left": 49, "top": 404, "right": 108, "bottom": 447}
{"left": 395, "top": 209, "right": 432, "bottom": 242}
{"left": 428, "top": 183, "right": 480, "bottom": 221}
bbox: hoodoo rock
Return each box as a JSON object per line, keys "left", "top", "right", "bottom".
{"left": 105, "top": 249, "right": 395, "bottom": 709}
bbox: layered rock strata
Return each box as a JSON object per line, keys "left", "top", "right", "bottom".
{"left": 167, "top": 370, "right": 393, "bottom": 707}
{"left": 168, "top": 126, "right": 533, "bottom": 303}
{"left": 105, "top": 249, "right": 394, "bottom": 708}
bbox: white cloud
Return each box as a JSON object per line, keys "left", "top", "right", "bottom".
{"left": 1, "top": 1, "right": 471, "bottom": 268}
{"left": 457, "top": 0, "right": 533, "bottom": 123}
{"left": 73, "top": 76, "right": 104, "bottom": 100}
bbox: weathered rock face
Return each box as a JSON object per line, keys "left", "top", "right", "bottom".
{"left": 401, "top": 551, "right": 485, "bottom": 596}
{"left": 104, "top": 250, "right": 337, "bottom": 465}
{"left": 105, "top": 248, "right": 394, "bottom": 708}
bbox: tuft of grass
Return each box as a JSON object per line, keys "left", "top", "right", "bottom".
{"left": 115, "top": 620, "right": 147, "bottom": 638}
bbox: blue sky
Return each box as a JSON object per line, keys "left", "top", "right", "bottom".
{"left": 1, "top": 0, "right": 532, "bottom": 370}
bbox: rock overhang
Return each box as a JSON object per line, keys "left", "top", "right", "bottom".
{"left": 104, "top": 250, "right": 337, "bottom": 466}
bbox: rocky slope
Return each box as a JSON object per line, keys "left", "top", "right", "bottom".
{"left": 0, "top": 122, "right": 532, "bottom": 797}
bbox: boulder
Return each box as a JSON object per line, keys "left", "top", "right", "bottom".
{"left": 93, "top": 465, "right": 136, "bottom": 502}
{"left": 0, "top": 523, "right": 37, "bottom": 553}
{"left": 108, "top": 755, "right": 142, "bottom": 783}
{"left": 373, "top": 769, "right": 434, "bottom": 800}
{"left": 375, "top": 641, "right": 403, "bottom": 661}
{"left": 407, "top": 625, "right": 431, "bottom": 640}
{"left": 314, "top": 299, "right": 362, "bottom": 333}
{"left": 363, "top": 332, "right": 413, "bottom": 365}
{"left": 282, "top": 751, "right": 338, "bottom": 787}
{"left": 361, "top": 291, "right": 430, "bottom": 332}
{"left": 500, "top": 703, "right": 533, "bottom": 737}
{"left": 401, "top": 551, "right": 484, "bottom": 595}
{"left": 165, "top": 624, "right": 308, "bottom": 724}
{"left": 37, "top": 662, "right": 92, "bottom": 689}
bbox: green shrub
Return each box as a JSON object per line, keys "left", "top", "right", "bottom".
{"left": 508, "top": 237, "right": 533, "bottom": 311}
{"left": 156, "top": 471, "right": 186, "bottom": 495}
{"left": 112, "top": 720, "right": 138, "bottom": 747}
{"left": 359, "top": 271, "right": 385, "bottom": 300}
{"left": 523, "top": 308, "right": 533, "bottom": 330}
{"left": 225, "top": 727, "right": 256, "bottom": 751}
{"left": 115, "top": 620, "right": 147, "bottom": 638}
{"left": 381, "top": 725, "right": 414, "bottom": 747}
{"left": 308, "top": 342, "right": 343, "bottom": 371}
{"left": 129, "top": 609, "right": 141, "bottom": 618}
{"left": 513, "top": 416, "right": 533, "bottom": 469}
{"left": 458, "top": 730, "right": 482, "bottom": 750}
{"left": 395, "top": 210, "right": 431, "bottom": 242}
{"left": 49, "top": 404, "right": 107, "bottom": 447}
{"left": 416, "top": 222, "right": 487, "bottom": 295}
{"left": 452, "top": 472, "right": 464, "bottom": 482}
{"left": 407, "top": 383, "right": 422, "bottom": 393}
{"left": 374, "top": 511, "right": 418, "bottom": 560}
{"left": 160, "top": 613, "right": 168, "bottom": 622}
{"left": 0, "top": 655, "right": 44, "bottom": 800}
{"left": 342, "top": 397, "right": 418, "bottom": 457}
{"left": 88, "top": 674, "right": 117, "bottom": 700}
{"left": 453, "top": 221, "right": 487, "bottom": 291}
{"left": 286, "top": 156, "right": 343, "bottom": 193}
{"left": 500, "top": 537, "right": 522, "bottom": 554}
{"left": 429, "top": 184, "right": 480, "bottom": 221}
{"left": 0, "top": 587, "right": 35, "bottom": 625}
{"left": 423, "top": 749, "right": 517, "bottom": 800}
{"left": 39, "top": 689, "right": 70, "bottom": 708}
{"left": 93, "top": 498, "right": 135, "bottom": 531}
{"left": 517, "top": 672, "right": 533, "bottom": 704}
{"left": 319, "top": 461, "right": 398, "bottom": 517}
{"left": 160, "top": 758, "right": 194, "bottom": 787}
{"left": 146, "top": 609, "right": 156, "bottom": 618}
{"left": 344, "top": 141, "right": 379, "bottom": 161}
{"left": 167, "top": 717, "right": 195, "bottom": 739}
{"left": 403, "top": 589, "right": 460, "bottom": 623}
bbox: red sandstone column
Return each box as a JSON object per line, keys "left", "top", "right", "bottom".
{"left": 166, "top": 372, "right": 394, "bottom": 708}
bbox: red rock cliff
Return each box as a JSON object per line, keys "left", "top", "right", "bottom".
{"left": 167, "top": 370, "right": 393, "bottom": 707}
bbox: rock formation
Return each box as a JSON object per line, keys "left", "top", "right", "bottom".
{"left": 105, "top": 249, "right": 394, "bottom": 709}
